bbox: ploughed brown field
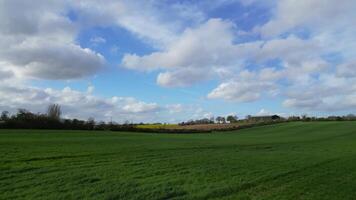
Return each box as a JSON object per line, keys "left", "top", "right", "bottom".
{"left": 171, "top": 123, "right": 242, "bottom": 130}
{"left": 136, "top": 121, "right": 275, "bottom": 131}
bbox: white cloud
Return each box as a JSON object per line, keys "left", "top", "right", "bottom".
{"left": 166, "top": 104, "right": 184, "bottom": 114}
{"left": 251, "top": 0, "right": 356, "bottom": 112}
{"left": 256, "top": 109, "right": 271, "bottom": 116}
{"left": 259, "top": 0, "right": 356, "bottom": 38}
{"left": 283, "top": 74, "right": 356, "bottom": 111}
{"left": 122, "top": 20, "right": 328, "bottom": 88}
{"left": 207, "top": 67, "right": 282, "bottom": 103}
{"left": 1, "top": 0, "right": 356, "bottom": 115}
{"left": 3, "top": 41, "right": 105, "bottom": 80}
{"left": 0, "top": 69, "right": 14, "bottom": 80}
{"left": 122, "top": 18, "right": 246, "bottom": 86}
{"left": 0, "top": 0, "right": 105, "bottom": 80}
{"left": 157, "top": 68, "right": 211, "bottom": 87}
{"left": 208, "top": 79, "right": 275, "bottom": 102}
{"left": 75, "top": 0, "right": 356, "bottom": 113}
{"left": 0, "top": 76, "right": 209, "bottom": 123}
{"left": 87, "top": 86, "right": 95, "bottom": 94}
{"left": 71, "top": 0, "right": 205, "bottom": 47}
{"left": 0, "top": 84, "right": 162, "bottom": 122}
{"left": 254, "top": 35, "right": 322, "bottom": 65}
{"left": 122, "top": 19, "right": 238, "bottom": 70}
{"left": 165, "top": 104, "right": 214, "bottom": 122}
{"left": 337, "top": 59, "right": 356, "bottom": 78}
{"left": 283, "top": 98, "right": 322, "bottom": 110}
{"left": 204, "top": 0, "right": 356, "bottom": 112}
{"left": 121, "top": 99, "right": 160, "bottom": 114}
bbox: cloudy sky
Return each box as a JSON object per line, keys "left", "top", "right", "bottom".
{"left": 0, "top": 0, "right": 355, "bottom": 123}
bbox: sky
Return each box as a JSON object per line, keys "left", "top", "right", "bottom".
{"left": 0, "top": 0, "right": 356, "bottom": 123}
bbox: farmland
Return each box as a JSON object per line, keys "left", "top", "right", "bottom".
{"left": 1, "top": 121, "right": 356, "bottom": 199}
{"left": 135, "top": 124, "right": 180, "bottom": 129}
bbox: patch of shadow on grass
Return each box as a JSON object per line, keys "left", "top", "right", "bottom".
{"left": 0, "top": 156, "right": 88, "bottom": 164}
{"left": 162, "top": 144, "right": 277, "bottom": 154}
{"left": 156, "top": 190, "right": 188, "bottom": 200}
{"left": 77, "top": 177, "right": 101, "bottom": 185}
{"left": 0, "top": 167, "right": 41, "bottom": 181}
{"left": 24, "top": 154, "right": 92, "bottom": 162}
{"left": 7, "top": 167, "right": 40, "bottom": 174}
{"left": 8, "top": 152, "right": 121, "bottom": 164}
{"left": 195, "top": 158, "right": 340, "bottom": 200}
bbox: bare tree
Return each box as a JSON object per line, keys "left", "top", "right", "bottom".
{"left": 47, "top": 104, "right": 62, "bottom": 120}
{"left": 87, "top": 117, "right": 95, "bottom": 130}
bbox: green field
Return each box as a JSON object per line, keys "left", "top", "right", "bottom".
{"left": 1, "top": 122, "right": 356, "bottom": 200}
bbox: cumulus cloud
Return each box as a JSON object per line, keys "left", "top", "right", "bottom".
{"left": 122, "top": 18, "right": 328, "bottom": 88}
{"left": 4, "top": 41, "right": 104, "bottom": 80}
{"left": 283, "top": 74, "right": 356, "bottom": 111}
{"left": 203, "top": 0, "right": 356, "bottom": 113}
{"left": 208, "top": 81, "right": 259, "bottom": 102}
{"left": 0, "top": 0, "right": 219, "bottom": 121}
{"left": 252, "top": 0, "right": 356, "bottom": 112}
{"left": 77, "top": 0, "right": 356, "bottom": 113}
{"left": 337, "top": 60, "right": 356, "bottom": 78}
{"left": 122, "top": 18, "right": 246, "bottom": 87}
{"left": 254, "top": 36, "right": 322, "bottom": 65}
{"left": 0, "top": 0, "right": 105, "bottom": 80}
{"left": 121, "top": 99, "right": 160, "bottom": 113}
{"left": 71, "top": 0, "right": 206, "bottom": 47}
{"left": 256, "top": 109, "right": 272, "bottom": 116}
{"left": 166, "top": 104, "right": 184, "bottom": 114}
{"left": 0, "top": 69, "right": 14, "bottom": 80}
{"left": 122, "top": 19, "right": 238, "bottom": 70}
{"left": 2, "top": 0, "right": 356, "bottom": 115}
{"left": 0, "top": 85, "right": 162, "bottom": 122}
{"left": 157, "top": 68, "right": 212, "bottom": 87}
{"left": 259, "top": 0, "right": 356, "bottom": 38}
{"left": 208, "top": 78, "right": 275, "bottom": 102}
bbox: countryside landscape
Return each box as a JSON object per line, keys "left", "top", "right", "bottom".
{"left": 1, "top": 0, "right": 356, "bottom": 200}
{"left": 2, "top": 120, "right": 356, "bottom": 199}
{"left": 1, "top": 106, "right": 356, "bottom": 200}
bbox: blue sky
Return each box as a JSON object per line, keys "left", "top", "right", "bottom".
{"left": 0, "top": 0, "right": 355, "bottom": 122}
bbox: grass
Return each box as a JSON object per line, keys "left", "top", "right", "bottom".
{"left": 1, "top": 121, "right": 356, "bottom": 199}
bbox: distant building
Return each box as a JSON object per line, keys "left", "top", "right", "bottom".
{"left": 248, "top": 115, "right": 281, "bottom": 122}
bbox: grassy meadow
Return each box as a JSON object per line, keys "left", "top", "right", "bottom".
{"left": 1, "top": 121, "right": 356, "bottom": 199}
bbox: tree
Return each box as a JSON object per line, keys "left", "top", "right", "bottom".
{"left": 47, "top": 104, "right": 62, "bottom": 121}
{"left": 16, "top": 109, "right": 33, "bottom": 120}
{"left": 87, "top": 117, "right": 95, "bottom": 130}
{"left": 215, "top": 116, "right": 221, "bottom": 123}
{"left": 1, "top": 111, "right": 9, "bottom": 121}
{"left": 221, "top": 117, "right": 226, "bottom": 124}
{"left": 346, "top": 114, "right": 356, "bottom": 120}
{"left": 226, "top": 115, "right": 238, "bottom": 123}
{"left": 216, "top": 116, "right": 225, "bottom": 124}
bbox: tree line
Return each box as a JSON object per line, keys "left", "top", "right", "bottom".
{"left": 1, "top": 104, "right": 356, "bottom": 131}
{"left": 179, "top": 115, "right": 239, "bottom": 125}
{"left": 0, "top": 104, "right": 132, "bottom": 130}
{"left": 178, "top": 114, "right": 356, "bottom": 126}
